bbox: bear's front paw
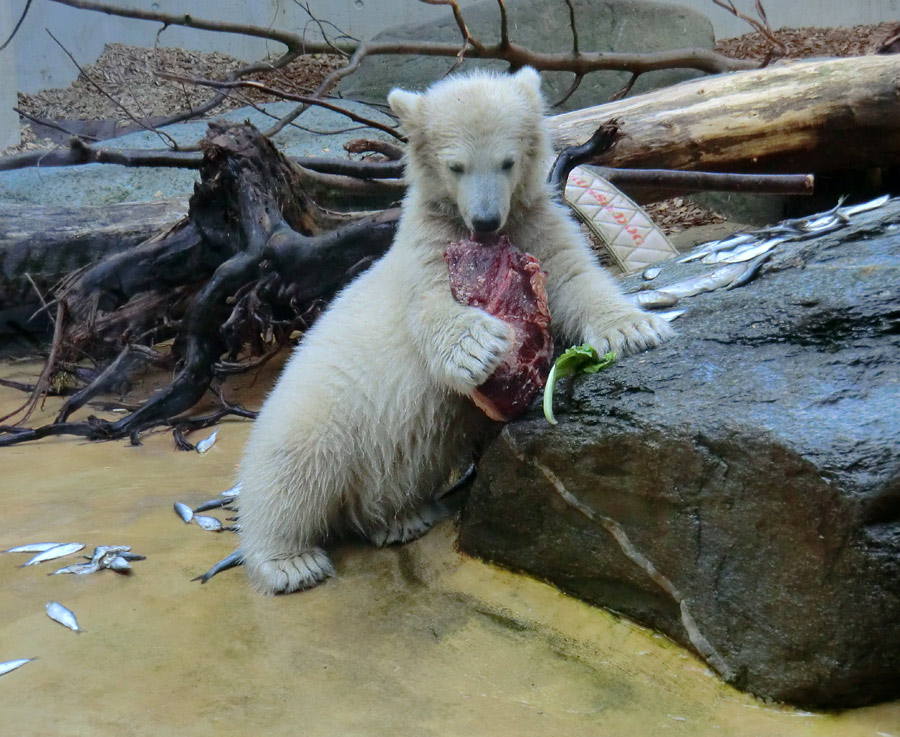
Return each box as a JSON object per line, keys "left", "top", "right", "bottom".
{"left": 445, "top": 312, "right": 513, "bottom": 393}
{"left": 586, "top": 311, "right": 675, "bottom": 358}
{"left": 246, "top": 547, "right": 335, "bottom": 596}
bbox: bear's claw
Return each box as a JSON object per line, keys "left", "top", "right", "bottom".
{"left": 248, "top": 547, "right": 335, "bottom": 595}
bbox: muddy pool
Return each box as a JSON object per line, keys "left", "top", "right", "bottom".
{"left": 1, "top": 361, "right": 897, "bottom": 736}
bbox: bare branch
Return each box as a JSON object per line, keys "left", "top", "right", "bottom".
{"left": 0, "top": 0, "right": 32, "bottom": 52}
{"left": 13, "top": 107, "right": 101, "bottom": 141}
{"left": 159, "top": 73, "right": 405, "bottom": 141}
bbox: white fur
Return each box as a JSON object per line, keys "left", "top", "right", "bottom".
{"left": 238, "top": 67, "right": 674, "bottom": 595}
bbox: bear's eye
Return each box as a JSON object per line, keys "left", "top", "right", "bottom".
{"left": 448, "top": 162, "right": 465, "bottom": 175}
{"left": 500, "top": 158, "right": 515, "bottom": 172}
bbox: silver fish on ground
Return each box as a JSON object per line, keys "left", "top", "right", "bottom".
{"left": 0, "top": 658, "right": 32, "bottom": 677}
{"left": 193, "top": 497, "right": 231, "bottom": 513}
{"left": 193, "top": 515, "right": 224, "bottom": 532}
{"left": 46, "top": 601, "right": 80, "bottom": 633}
{"left": 88, "top": 545, "right": 130, "bottom": 563}
{"left": 4, "top": 542, "right": 63, "bottom": 554}
{"left": 51, "top": 561, "right": 100, "bottom": 576}
{"left": 192, "top": 549, "right": 244, "bottom": 584}
{"left": 219, "top": 481, "right": 241, "bottom": 498}
{"left": 117, "top": 552, "right": 146, "bottom": 561}
{"left": 22, "top": 542, "right": 85, "bottom": 567}
{"left": 642, "top": 266, "right": 662, "bottom": 281}
{"left": 195, "top": 427, "right": 219, "bottom": 454}
{"left": 55, "top": 546, "right": 140, "bottom": 575}
{"left": 104, "top": 555, "right": 132, "bottom": 573}
{"left": 174, "top": 502, "right": 193, "bottom": 524}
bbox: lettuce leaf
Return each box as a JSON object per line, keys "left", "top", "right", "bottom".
{"left": 543, "top": 345, "right": 616, "bottom": 425}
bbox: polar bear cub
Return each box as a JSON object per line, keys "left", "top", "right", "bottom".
{"left": 237, "top": 67, "right": 673, "bottom": 595}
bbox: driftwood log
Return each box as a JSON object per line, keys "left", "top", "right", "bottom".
{"left": 549, "top": 55, "right": 900, "bottom": 175}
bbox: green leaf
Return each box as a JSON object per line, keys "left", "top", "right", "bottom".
{"left": 543, "top": 345, "right": 616, "bottom": 425}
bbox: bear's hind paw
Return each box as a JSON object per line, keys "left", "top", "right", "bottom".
{"left": 367, "top": 501, "right": 450, "bottom": 547}
{"left": 249, "top": 547, "right": 335, "bottom": 595}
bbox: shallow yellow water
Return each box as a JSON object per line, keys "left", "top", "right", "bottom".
{"left": 1, "top": 365, "right": 898, "bottom": 736}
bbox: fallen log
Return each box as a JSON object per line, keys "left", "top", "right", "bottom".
{"left": 548, "top": 55, "right": 900, "bottom": 174}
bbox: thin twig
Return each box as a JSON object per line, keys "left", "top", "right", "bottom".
{"left": 563, "top": 0, "right": 579, "bottom": 56}
{"left": 608, "top": 72, "right": 639, "bottom": 102}
{"left": 552, "top": 73, "right": 585, "bottom": 108}
{"left": 497, "top": 0, "right": 510, "bottom": 50}
{"left": 711, "top": 0, "right": 786, "bottom": 56}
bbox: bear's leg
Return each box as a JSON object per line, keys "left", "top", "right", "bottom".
{"left": 366, "top": 500, "right": 453, "bottom": 547}
{"left": 248, "top": 548, "right": 336, "bottom": 596}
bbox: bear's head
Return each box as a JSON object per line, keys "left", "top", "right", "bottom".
{"left": 388, "top": 67, "right": 552, "bottom": 238}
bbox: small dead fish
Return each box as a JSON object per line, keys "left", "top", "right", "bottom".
{"left": 118, "top": 552, "right": 146, "bottom": 561}
{"left": 193, "top": 515, "right": 223, "bottom": 532}
{"left": 839, "top": 194, "right": 889, "bottom": 218}
{"left": 800, "top": 214, "right": 840, "bottom": 232}
{"left": 46, "top": 601, "right": 80, "bottom": 633}
{"left": 658, "top": 262, "right": 750, "bottom": 299}
{"left": 678, "top": 233, "right": 755, "bottom": 263}
{"left": 641, "top": 266, "right": 662, "bottom": 281}
{"left": 192, "top": 549, "right": 244, "bottom": 584}
{"left": 628, "top": 290, "right": 679, "bottom": 309}
{"left": 104, "top": 555, "right": 132, "bottom": 573}
{"left": 4, "top": 542, "right": 64, "bottom": 554}
{"left": 174, "top": 502, "right": 193, "bottom": 524}
{"left": 658, "top": 309, "right": 687, "bottom": 322}
{"left": 193, "top": 497, "right": 231, "bottom": 513}
{"left": 88, "top": 545, "right": 130, "bottom": 564}
{"left": 0, "top": 658, "right": 32, "bottom": 677}
{"left": 718, "top": 237, "right": 785, "bottom": 264}
{"left": 22, "top": 542, "right": 84, "bottom": 567}
{"left": 195, "top": 428, "right": 219, "bottom": 454}
{"left": 51, "top": 561, "right": 100, "bottom": 576}
{"left": 220, "top": 482, "right": 241, "bottom": 498}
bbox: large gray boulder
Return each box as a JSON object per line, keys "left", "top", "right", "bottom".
{"left": 339, "top": 0, "right": 714, "bottom": 111}
{"left": 458, "top": 200, "right": 900, "bottom": 708}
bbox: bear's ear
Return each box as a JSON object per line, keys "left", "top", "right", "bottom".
{"left": 388, "top": 89, "right": 423, "bottom": 133}
{"left": 514, "top": 67, "right": 543, "bottom": 102}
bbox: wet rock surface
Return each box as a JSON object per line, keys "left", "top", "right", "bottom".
{"left": 459, "top": 200, "right": 900, "bottom": 708}
{"left": 339, "top": 0, "right": 714, "bottom": 111}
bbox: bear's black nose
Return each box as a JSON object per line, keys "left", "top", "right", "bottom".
{"left": 471, "top": 215, "right": 501, "bottom": 234}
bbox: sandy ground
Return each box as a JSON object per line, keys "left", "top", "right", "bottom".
{"left": 1, "top": 361, "right": 899, "bottom": 736}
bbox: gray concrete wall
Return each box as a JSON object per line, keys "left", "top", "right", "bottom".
{"left": 1, "top": 0, "right": 898, "bottom": 147}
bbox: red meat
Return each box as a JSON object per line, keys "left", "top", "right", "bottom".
{"left": 444, "top": 235, "right": 553, "bottom": 422}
